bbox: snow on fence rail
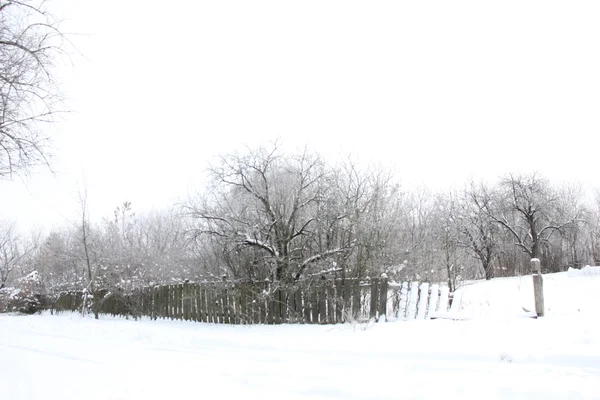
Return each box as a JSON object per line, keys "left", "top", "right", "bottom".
{"left": 51, "top": 278, "right": 449, "bottom": 325}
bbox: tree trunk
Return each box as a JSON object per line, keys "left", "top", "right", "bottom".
{"left": 484, "top": 263, "right": 493, "bottom": 280}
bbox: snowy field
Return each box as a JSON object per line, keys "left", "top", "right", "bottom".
{"left": 1, "top": 272, "right": 600, "bottom": 400}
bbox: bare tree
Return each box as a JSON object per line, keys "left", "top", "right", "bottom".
{"left": 183, "top": 143, "right": 354, "bottom": 282}
{"left": 0, "top": 221, "right": 22, "bottom": 288}
{"left": 456, "top": 182, "right": 501, "bottom": 280}
{"left": 76, "top": 185, "right": 98, "bottom": 317}
{"left": 0, "top": 0, "right": 70, "bottom": 177}
{"left": 484, "top": 173, "right": 578, "bottom": 265}
{"left": 330, "top": 160, "right": 407, "bottom": 279}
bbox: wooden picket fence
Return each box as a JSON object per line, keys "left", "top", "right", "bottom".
{"left": 51, "top": 278, "right": 450, "bottom": 324}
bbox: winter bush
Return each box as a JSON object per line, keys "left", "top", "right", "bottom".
{"left": 0, "top": 271, "right": 46, "bottom": 314}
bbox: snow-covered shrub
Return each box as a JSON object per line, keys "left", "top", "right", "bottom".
{"left": 0, "top": 271, "right": 47, "bottom": 314}
{"left": 0, "top": 287, "right": 44, "bottom": 314}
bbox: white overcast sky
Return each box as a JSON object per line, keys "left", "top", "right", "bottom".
{"left": 1, "top": 0, "right": 599, "bottom": 233}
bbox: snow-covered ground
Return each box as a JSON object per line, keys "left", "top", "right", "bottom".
{"left": 1, "top": 272, "right": 599, "bottom": 399}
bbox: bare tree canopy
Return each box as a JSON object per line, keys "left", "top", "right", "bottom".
{"left": 0, "top": 220, "right": 30, "bottom": 288}
{"left": 183, "top": 143, "right": 345, "bottom": 281}
{"left": 0, "top": 0, "right": 68, "bottom": 178}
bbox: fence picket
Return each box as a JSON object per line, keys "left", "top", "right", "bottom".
{"left": 310, "top": 286, "right": 318, "bottom": 324}
{"left": 416, "top": 282, "right": 429, "bottom": 320}
{"left": 438, "top": 286, "right": 450, "bottom": 313}
{"left": 427, "top": 284, "right": 439, "bottom": 319}
{"left": 327, "top": 284, "right": 335, "bottom": 324}
{"left": 318, "top": 285, "right": 327, "bottom": 324}
{"left": 293, "top": 289, "right": 302, "bottom": 323}
{"left": 369, "top": 279, "right": 378, "bottom": 320}
{"left": 343, "top": 279, "right": 351, "bottom": 321}
{"left": 206, "top": 287, "right": 214, "bottom": 323}
{"left": 352, "top": 280, "right": 360, "bottom": 320}
{"left": 399, "top": 282, "right": 409, "bottom": 319}
{"left": 407, "top": 282, "right": 419, "bottom": 320}
{"left": 335, "top": 279, "right": 343, "bottom": 322}
{"left": 49, "top": 277, "right": 448, "bottom": 325}
{"left": 378, "top": 277, "right": 388, "bottom": 322}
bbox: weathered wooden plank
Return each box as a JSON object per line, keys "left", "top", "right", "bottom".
{"left": 406, "top": 282, "right": 419, "bottom": 320}
{"left": 190, "top": 284, "right": 197, "bottom": 322}
{"left": 187, "top": 282, "right": 196, "bottom": 321}
{"left": 164, "top": 286, "right": 170, "bottom": 320}
{"left": 352, "top": 279, "right": 360, "bottom": 320}
{"left": 310, "top": 286, "right": 319, "bottom": 324}
{"left": 150, "top": 287, "right": 155, "bottom": 317}
{"left": 266, "top": 282, "right": 274, "bottom": 325}
{"left": 194, "top": 286, "right": 201, "bottom": 322}
{"left": 378, "top": 277, "right": 388, "bottom": 322}
{"left": 246, "top": 285, "right": 253, "bottom": 324}
{"left": 172, "top": 285, "right": 178, "bottom": 320}
{"left": 260, "top": 284, "right": 267, "bottom": 324}
{"left": 177, "top": 284, "right": 183, "bottom": 320}
{"left": 145, "top": 288, "right": 151, "bottom": 316}
{"left": 239, "top": 285, "right": 247, "bottom": 324}
{"left": 217, "top": 285, "right": 223, "bottom": 324}
{"left": 399, "top": 281, "right": 409, "bottom": 319}
{"left": 154, "top": 286, "right": 163, "bottom": 320}
{"left": 195, "top": 284, "right": 201, "bottom": 322}
{"left": 156, "top": 287, "right": 162, "bottom": 319}
{"left": 169, "top": 285, "right": 175, "bottom": 320}
{"left": 182, "top": 283, "right": 188, "bottom": 321}
{"left": 226, "top": 286, "right": 233, "bottom": 324}
{"left": 188, "top": 283, "right": 194, "bottom": 321}
{"left": 427, "top": 284, "right": 439, "bottom": 319}
{"left": 221, "top": 286, "right": 228, "bottom": 324}
{"left": 152, "top": 287, "right": 158, "bottom": 320}
{"left": 280, "top": 287, "right": 288, "bottom": 323}
{"left": 273, "top": 287, "right": 281, "bottom": 325}
{"left": 230, "top": 285, "right": 237, "bottom": 324}
{"left": 205, "top": 287, "right": 214, "bottom": 323}
{"left": 251, "top": 285, "right": 260, "bottom": 324}
{"left": 438, "top": 285, "right": 450, "bottom": 313}
{"left": 343, "top": 279, "right": 351, "bottom": 321}
{"left": 416, "top": 282, "right": 429, "bottom": 320}
{"left": 303, "top": 288, "right": 311, "bottom": 323}
{"left": 216, "top": 284, "right": 223, "bottom": 324}
{"left": 318, "top": 284, "right": 327, "bottom": 324}
{"left": 369, "top": 279, "right": 379, "bottom": 320}
{"left": 532, "top": 259, "right": 545, "bottom": 317}
{"left": 171, "top": 285, "right": 176, "bottom": 320}
{"left": 294, "top": 289, "right": 303, "bottom": 324}
{"left": 335, "top": 279, "right": 343, "bottom": 323}
{"left": 139, "top": 288, "right": 145, "bottom": 316}
{"left": 327, "top": 283, "right": 335, "bottom": 324}
{"left": 199, "top": 286, "right": 206, "bottom": 322}
{"left": 171, "top": 285, "right": 176, "bottom": 319}
{"left": 285, "top": 286, "right": 295, "bottom": 322}
{"left": 233, "top": 286, "right": 241, "bottom": 324}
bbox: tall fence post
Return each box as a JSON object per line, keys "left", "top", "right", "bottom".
{"left": 531, "top": 258, "right": 544, "bottom": 317}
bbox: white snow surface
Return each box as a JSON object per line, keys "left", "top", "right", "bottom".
{"left": 2, "top": 272, "right": 600, "bottom": 400}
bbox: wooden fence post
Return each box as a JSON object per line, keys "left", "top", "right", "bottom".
{"left": 531, "top": 258, "right": 544, "bottom": 317}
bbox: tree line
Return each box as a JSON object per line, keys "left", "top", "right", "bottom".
{"left": 1, "top": 2, "right": 598, "bottom": 298}
{"left": 2, "top": 143, "right": 599, "bottom": 297}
